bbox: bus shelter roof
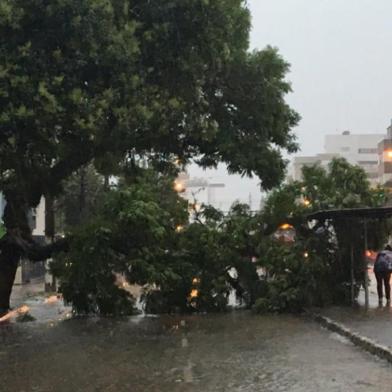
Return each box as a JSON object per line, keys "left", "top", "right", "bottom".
{"left": 307, "top": 206, "right": 392, "bottom": 221}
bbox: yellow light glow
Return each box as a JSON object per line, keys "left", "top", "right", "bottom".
{"left": 279, "top": 223, "right": 293, "bottom": 230}
{"left": 174, "top": 181, "right": 185, "bottom": 193}
{"left": 192, "top": 277, "right": 200, "bottom": 285}
{"left": 176, "top": 225, "right": 184, "bottom": 233}
{"left": 18, "top": 305, "right": 30, "bottom": 314}
{"left": 190, "top": 289, "right": 199, "bottom": 298}
{"left": 303, "top": 199, "right": 311, "bottom": 207}
{"left": 0, "top": 305, "right": 30, "bottom": 323}
{"left": 304, "top": 252, "right": 309, "bottom": 258}
{"left": 45, "top": 295, "right": 61, "bottom": 304}
{"left": 387, "top": 150, "right": 392, "bottom": 159}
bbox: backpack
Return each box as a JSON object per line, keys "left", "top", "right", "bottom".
{"left": 374, "top": 251, "right": 392, "bottom": 273}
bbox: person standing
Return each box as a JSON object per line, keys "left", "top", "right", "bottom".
{"left": 373, "top": 245, "right": 392, "bottom": 306}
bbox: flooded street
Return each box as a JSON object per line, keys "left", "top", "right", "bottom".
{"left": 1, "top": 311, "right": 392, "bottom": 392}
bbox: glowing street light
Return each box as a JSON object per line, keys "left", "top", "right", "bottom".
{"left": 384, "top": 149, "right": 392, "bottom": 161}
{"left": 192, "top": 277, "right": 200, "bottom": 285}
{"left": 189, "top": 289, "right": 199, "bottom": 298}
{"left": 279, "top": 223, "right": 293, "bottom": 230}
{"left": 174, "top": 181, "right": 185, "bottom": 193}
{"left": 175, "top": 225, "right": 184, "bottom": 233}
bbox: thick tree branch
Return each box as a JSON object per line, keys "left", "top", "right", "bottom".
{"left": 1, "top": 233, "right": 70, "bottom": 262}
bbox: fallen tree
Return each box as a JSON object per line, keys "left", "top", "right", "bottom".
{"left": 0, "top": 0, "right": 298, "bottom": 313}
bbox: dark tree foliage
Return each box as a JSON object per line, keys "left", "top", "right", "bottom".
{"left": 0, "top": 0, "right": 298, "bottom": 312}
{"left": 144, "top": 203, "right": 263, "bottom": 314}
{"left": 257, "top": 158, "right": 391, "bottom": 310}
{"left": 55, "top": 165, "right": 107, "bottom": 231}
{"left": 52, "top": 170, "right": 189, "bottom": 315}
{"left": 52, "top": 168, "right": 263, "bottom": 315}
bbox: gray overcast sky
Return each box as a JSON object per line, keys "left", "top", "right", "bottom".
{"left": 248, "top": 0, "right": 392, "bottom": 155}
{"left": 189, "top": 0, "right": 392, "bottom": 209}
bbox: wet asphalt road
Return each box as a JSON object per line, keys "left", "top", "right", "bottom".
{"left": 1, "top": 311, "right": 392, "bottom": 392}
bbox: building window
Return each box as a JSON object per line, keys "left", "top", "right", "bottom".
{"left": 358, "top": 148, "right": 377, "bottom": 154}
{"left": 358, "top": 161, "right": 378, "bottom": 165}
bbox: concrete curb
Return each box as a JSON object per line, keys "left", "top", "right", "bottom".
{"left": 310, "top": 312, "right": 392, "bottom": 363}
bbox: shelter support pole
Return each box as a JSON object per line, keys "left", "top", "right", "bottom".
{"left": 351, "top": 244, "right": 355, "bottom": 305}
{"left": 364, "top": 219, "right": 369, "bottom": 309}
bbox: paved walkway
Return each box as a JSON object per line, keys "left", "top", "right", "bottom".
{"left": 319, "top": 271, "right": 392, "bottom": 350}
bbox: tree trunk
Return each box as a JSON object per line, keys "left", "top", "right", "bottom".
{"left": 78, "top": 167, "right": 86, "bottom": 224}
{"left": 0, "top": 194, "right": 28, "bottom": 315}
{"left": 0, "top": 192, "right": 69, "bottom": 314}
{"left": 0, "top": 239, "right": 21, "bottom": 315}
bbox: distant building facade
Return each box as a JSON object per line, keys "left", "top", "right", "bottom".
{"left": 289, "top": 130, "right": 386, "bottom": 186}
{"left": 175, "top": 172, "right": 226, "bottom": 209}
{"left": 377, "top": 121, "right": 392, "bottom": 186}
{"left": 289, "top": 153, "right": 339, "bottom": 181}
{"left": 324, "top": 131, "right": 383, "bottom": 184}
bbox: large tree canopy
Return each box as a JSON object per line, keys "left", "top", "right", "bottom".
{"left": 0, "top": 0, "right": 299, "bottom": 311}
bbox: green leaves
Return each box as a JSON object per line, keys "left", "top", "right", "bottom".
{"left": 52, "top": 170, "right": 189, "bottom": 315}
{"left": 1, "top": 0, "right": 299, "bottom": 313}
{"left": 0, "top": 0, "right": 298, "bottom": 209}
{"left": 0, "top": 221, "right": 5, "bottom": 239}
{"left": 258, "top": 157, "right": 392, "bottom": 310}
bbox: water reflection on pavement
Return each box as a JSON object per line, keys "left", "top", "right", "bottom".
{"left": 1, "top": 311, "right": 392, "bottom": 392}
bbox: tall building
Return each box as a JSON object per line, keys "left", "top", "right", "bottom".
{"left": 289, "top": 153, "right": 339, "bottom": 181}
{"left": 324, "top": 131, "right": 384, "bottom": 183}
{"left": 175, "top": 172, "right": 226, "bottom": 209}
{"left": 289, "top": 131, "right": 386, "bottom": 186}
{"left": 377, "top": 121, "right": 392, "bottom": 186}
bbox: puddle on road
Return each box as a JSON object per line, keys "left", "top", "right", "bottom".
{"left": 1, "top": 311, "right": 392, "bottom": 391}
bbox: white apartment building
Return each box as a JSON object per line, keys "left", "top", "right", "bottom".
{"left": 377, "top": 121, "right": 392, "bottom": 186}
{"left": 289, "top": 153, "right": 339, "bottom": 182}
{"left": 290, "top": 131, "right": 386, "bottom": 186}
{"left": 324, "top": 131, "right": 384, "bottom": 183}
{"left": 175, "top": 172, "right": 226, "bottom": 209}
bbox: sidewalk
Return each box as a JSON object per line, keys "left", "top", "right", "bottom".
{"left": 318, "top": 271, "right": 392, "bottom": 351}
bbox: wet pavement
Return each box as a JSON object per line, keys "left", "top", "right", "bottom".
{"left": 320, "top": 270, "right": 392, "bottom": 350}
{"left": 3, "top": 278, "right": 392, "bottom": 391}
{"left": 2, "top": 309, "right": 392, "bottom": 391}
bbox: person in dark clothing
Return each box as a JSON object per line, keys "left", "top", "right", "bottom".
{"left": 374, "top": 245, "right": 392, "bottom": 306}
